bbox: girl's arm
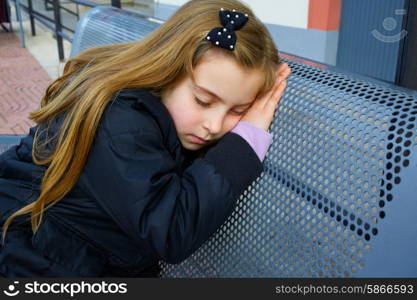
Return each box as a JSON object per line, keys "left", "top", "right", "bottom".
{"left": 231, "top": 121, "right": 273, "bottom": 162}
{"left": 81, "top": 128, "right": 261, "bottom": 264}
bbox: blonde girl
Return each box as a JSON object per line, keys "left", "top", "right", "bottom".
{"left": 0, "top": 0, "right": 290, "bottom": 277}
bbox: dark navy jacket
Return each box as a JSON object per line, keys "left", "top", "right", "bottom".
{"left": 0, "top": 88, "right": 262, "bottom": 277}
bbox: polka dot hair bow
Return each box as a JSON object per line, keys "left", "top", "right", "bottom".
{"left": 205, "top": 8, "right": 249, "bottom": 51}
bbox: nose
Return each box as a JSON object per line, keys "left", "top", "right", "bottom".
{"left": 202, "top": 110, "right": 225, "bottom": 136}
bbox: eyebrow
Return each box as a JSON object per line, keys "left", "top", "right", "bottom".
{"left": 193, "top": 83, "right": 253, "bottom": 107}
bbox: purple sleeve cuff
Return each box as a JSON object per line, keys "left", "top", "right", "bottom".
{"left": 231, "top": 121, "right": 273, "bottom": 162}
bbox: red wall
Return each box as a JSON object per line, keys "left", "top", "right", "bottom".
{"left": 308, "top": 0, "right": 342, "bottom": 31}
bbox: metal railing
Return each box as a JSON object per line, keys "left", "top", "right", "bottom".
{"left": 11, "top": 0, "right": 121, "bottom": 60}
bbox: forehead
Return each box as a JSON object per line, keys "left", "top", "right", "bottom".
{"left": 191, "top": 50, "right": 264, "bottom": 106}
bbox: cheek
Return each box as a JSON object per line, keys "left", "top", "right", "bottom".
{"left": 169, "top": 103, "right": 201, "bottom": 130}
{"left": 223, "top": 115, "right": 242, "bottom": 133}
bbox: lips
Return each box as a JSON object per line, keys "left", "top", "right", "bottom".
{"left": 189, "top": 134, "right": 209, "bottom": 144}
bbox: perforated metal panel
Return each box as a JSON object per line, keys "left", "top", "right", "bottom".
{"left": 70, "top": 6, "right": 161, "bottom": 57}
{"left": 160, "top": 60, "right": 417, "bottom": 277}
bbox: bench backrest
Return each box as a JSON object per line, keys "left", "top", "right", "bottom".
{"left": 9, "top": 5, "right": 417, "bottom": 277}
{"left": 70, "top": 6, "right": 161, "bottom": 57}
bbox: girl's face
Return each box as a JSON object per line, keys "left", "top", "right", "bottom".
{"left": 161, "top": 49, "right": 264, "bottom": 151}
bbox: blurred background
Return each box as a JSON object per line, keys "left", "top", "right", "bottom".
{"left": 0, "top": 0, "right": 416, "bottom": 135}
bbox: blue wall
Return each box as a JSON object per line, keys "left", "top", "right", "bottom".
{"left": 336, "top": 0, "right": 407, "bottom": 82}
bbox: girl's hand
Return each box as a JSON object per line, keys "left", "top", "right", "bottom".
{"left": 241, "top": 63, "right": 291, "bottom": 131}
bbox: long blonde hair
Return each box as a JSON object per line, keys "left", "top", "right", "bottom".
{"left": 2, "top": 0, "right": 280, "bottom": 238}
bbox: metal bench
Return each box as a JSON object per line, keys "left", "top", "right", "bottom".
{"left": 70, "top": 5, "right": 162, "bottom": 57}
{"left": 3, "top": 5, "right": 417, "bottom": 277}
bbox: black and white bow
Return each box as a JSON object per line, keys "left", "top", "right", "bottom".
{"left": 205, "top": 8, "right": 249, "bottom": 51}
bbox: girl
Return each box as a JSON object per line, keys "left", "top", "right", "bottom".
{"left": 0, "top": 0, "right": 290, "bottom": 277}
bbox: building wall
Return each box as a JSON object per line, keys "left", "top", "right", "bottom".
{"left": 336, "top": 0, "right": 407, "bottom": 83}
{"left": 152, "top": 0, "right": 341, "bottom": 65}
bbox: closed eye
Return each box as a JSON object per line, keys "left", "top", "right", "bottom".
{"left": 195, "top": 96, "right": 248, "bottom": 115}
{"left": 230, "top": 109, "right": 248, "bottom": 116}
{"left": 195, "top": 97, "right": 210, "bottom": 107}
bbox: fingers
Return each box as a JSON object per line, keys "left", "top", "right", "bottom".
{"left": 277, "top": 62, "right": 287, "bottom": 74}
{"left": 277, "top": 63, "right": 292, "bottom": 82}
{"left": 266, "top": 79, "right": 287, "bottom": 109}
{"left": 275, "top": 79, "right": 287, "bottom": 101}
{"left": 254, "top": 77, "right": 280, "bottom": 107}
{"left": 251, "top": 63, "right": 291, "bottom": 108}
{"left": 240, "top": 75, "right": 288, "bottom": 131}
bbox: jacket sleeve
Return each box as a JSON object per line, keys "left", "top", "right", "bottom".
{"left": 81, "top": 130, "right": 262, "bottom": 264}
